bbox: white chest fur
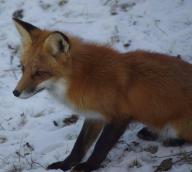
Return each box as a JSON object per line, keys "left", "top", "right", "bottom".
{"left": 49, "top": 79, "right": 68, "bottom": 102}
{"left": 160, "top": 124, "right": 177, "bottom": 139}
{"left": 42, "top": 79, "right": 74, "bottom": 108}
{"left": 39, "top": 78, "right": 103, "bottom": 120}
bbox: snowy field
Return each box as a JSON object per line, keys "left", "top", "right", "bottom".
{"left": 0, "top": 0, "right": 192, "bottom": 171}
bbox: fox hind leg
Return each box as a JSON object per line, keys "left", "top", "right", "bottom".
{"left": 162, "top": 118, "right": 192, "bottom": 147}
{"left": 138, "top": 123, "right": 187, "bottom": 147}
{"left": 137, "top": 127, "right": 159, "bottom": 141}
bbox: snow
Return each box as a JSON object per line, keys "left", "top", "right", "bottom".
{"left": 0, "top": 0, "right": 192, "bottom": 171}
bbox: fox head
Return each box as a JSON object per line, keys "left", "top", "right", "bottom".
{"left": 13, "top": 18, "right": 71, "bottom": 99}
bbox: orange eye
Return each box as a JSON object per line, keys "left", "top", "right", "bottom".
{"left": 21, "top": 65, "right": 25, "bottom": 72}
{"left": 35, "top": 71, "right": 44, "bottom": 76}
{"left": 35, "top": 71, "right": 45, "bottom": 77}
{"left": 34, "top": 71, "right": 51, "bottom": 78}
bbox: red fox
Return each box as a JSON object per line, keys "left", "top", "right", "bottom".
{"left": 13, "top": 18, "right": 192, "bottom": 172}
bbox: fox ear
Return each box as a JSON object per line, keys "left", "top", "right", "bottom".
{"left": 13, "top": 18, "right": 38, "bottom": 45}
{"left": 44, "top": 31, "right": 70, "bottom": 57}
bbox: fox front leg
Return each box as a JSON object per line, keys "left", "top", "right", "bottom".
{"left": 47, "top": 119, "right": 103, "bottom": 171}
{"left": 72, "top": 119, "right": 130, "bottom": 172}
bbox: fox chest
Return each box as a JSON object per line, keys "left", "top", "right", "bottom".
{"left": 47, "top": 79, "right": 103, "bottom": 120}
{"left": 46, "top": 79, "right": 73, "bottom": 108}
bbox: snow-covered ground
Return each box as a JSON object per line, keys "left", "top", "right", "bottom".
{"left": 0, "top": 0, "right": 192, "bottom": 171}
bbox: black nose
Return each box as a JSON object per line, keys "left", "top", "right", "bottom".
{"left": 13, "top": 90, "right": 21, "bottom": 97}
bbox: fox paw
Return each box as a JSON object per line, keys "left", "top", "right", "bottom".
{"left": 47, "top": 161, "right": 64, "bottom": 170}
{"left": 72, "top": 162, "right": 96, "bottom": 172}
{"left": 163, "top": 138, "right": 185, "bottom": 147}
{"left": 47, "top": 161, "right": 71, "bottom": 171}
{"left": 137, "top": 127, "right": 158, "bottom": 141}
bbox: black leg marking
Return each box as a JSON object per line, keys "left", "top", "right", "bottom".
{"left": 47, "top": 119, "right": 103, "bottom": 171}
{"left": 163, "top": 138, "right": 186, "bottom": 147}
{"left": 137, "top": 127, "right": 158, "bottom": 141}
{"left": 73, "top": 119, "right": 130, "bottom": 172}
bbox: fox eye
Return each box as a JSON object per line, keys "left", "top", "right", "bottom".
{"left": 34, "top": 70, "right": 50, "bottom": 78}
{"left": 35, "top": 71, "right": 45, "bottom": 77}
{"left": 21, "top": 65, "right": 25, "bottom": 72}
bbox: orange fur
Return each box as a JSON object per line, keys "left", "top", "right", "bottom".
{"left": 14, "top": 20, "right": 192, "bottom": 142}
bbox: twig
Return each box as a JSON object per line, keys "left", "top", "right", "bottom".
{"left": 0, "top": 155, "right": 10, "bottom": 165}
{"left": 30, "top": 157, "right": 46, "bottom": 169}
{"left": 16, "top": 151, "right": 46, "bottom": 169}
{"left": 3, "top": 68, "right": 20, "bottom": 72}
{"left": 63, "top": 20, "right": 94, "bottom": 24}
{"left": 2, "top": 68, "right": 20, "bottom": 80}
{"left": 154, "top": 151, "right": 192, "bottom": 159}
{"left": 16, "top": 139, "right": 46, "bottom": 170}
{"left": 173, "top": 152, "right": 192, "bottom": 165}
{"left": 110, "top": 25, "right": 120, "bottom": 45}
{"left": 154, "top": 20, "right": 168, "bottom": 36}
{"left": 103, "top": 0, "right": 112, "bottom": 5}
{"left": 49, "top": 19, "right": 94, "bottom": 27}
{"left": 11, "top": 69, "right": 18, "bottom": 80}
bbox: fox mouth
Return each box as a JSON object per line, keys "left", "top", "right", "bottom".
{"left": 19, "top": 87, "right": 45, "bottom": 99}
